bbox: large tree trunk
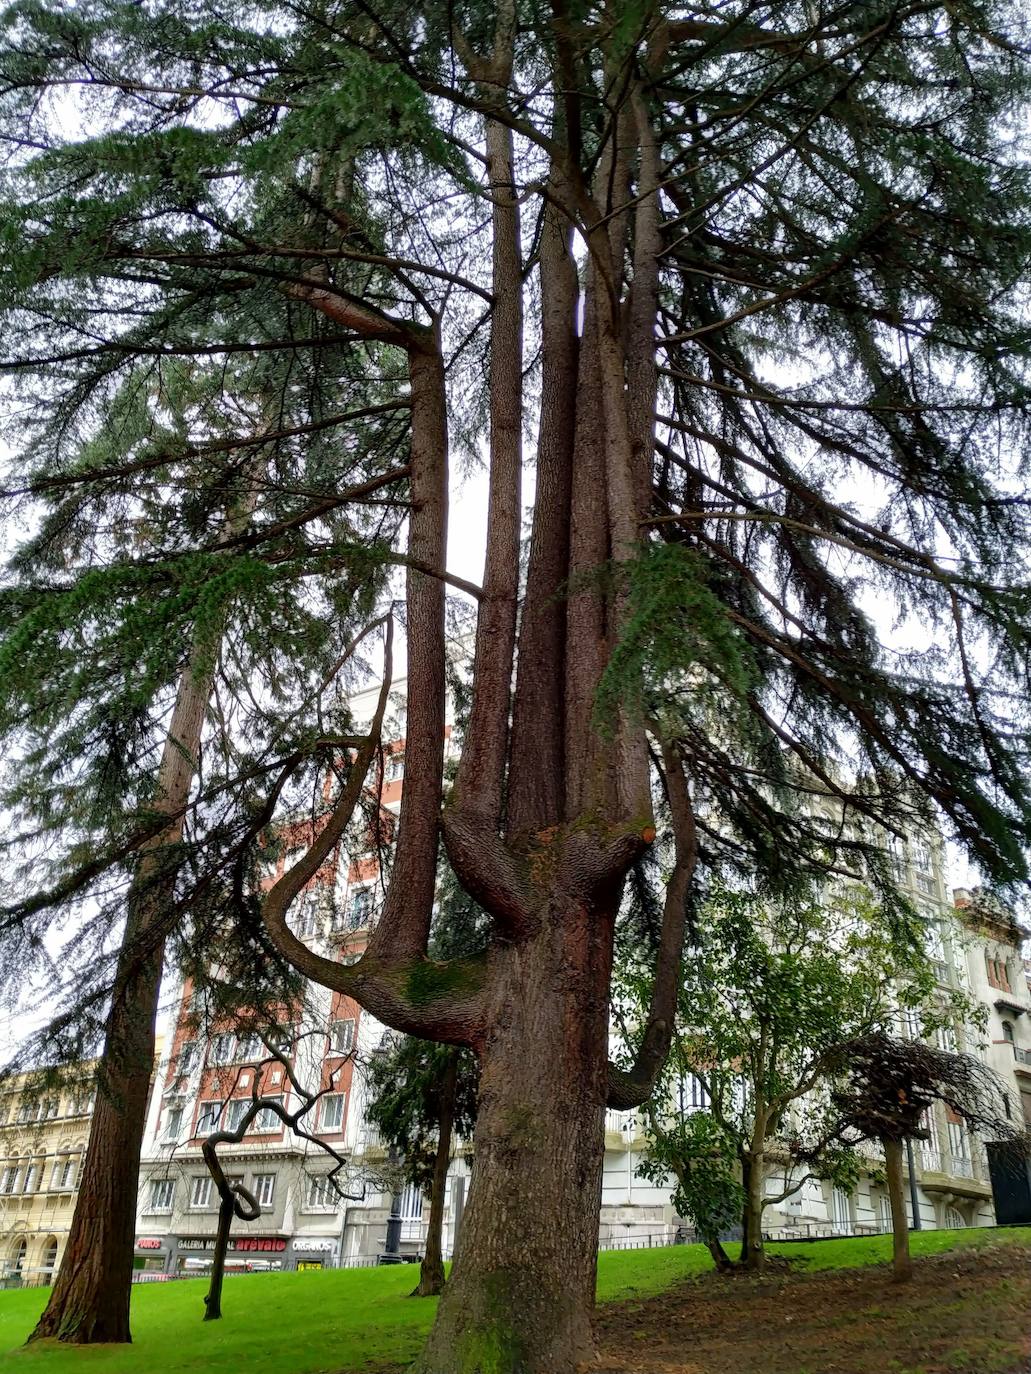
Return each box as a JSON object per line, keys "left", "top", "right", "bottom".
{"left": 27, "top": 893, "right": 166, "bottom": 1344}
{"left": 412, "top": 1051, "right": 459, "bottom": 1298}
{"left": 884, "top": 1136, "right": 913, "bottom": 1283}
{"left": 740, "top": 1153, "right": 767, "bottom": 1273}
{"left": 412, "top": 899, "right": 613, "bottom": 1374}
{"left": 29, "top": 639, "right": 217, "bottom": 1344}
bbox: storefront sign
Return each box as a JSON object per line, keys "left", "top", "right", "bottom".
{"left": 179, "top": 1236, "right": 287, "bottom": 1253}
{"left": 135, "top": 1238, "right": 162, "bottom": 1250}
{"left": 292, "top": 1239, "right": 334, "bottom": 1254}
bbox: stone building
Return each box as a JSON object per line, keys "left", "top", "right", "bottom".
{"left": 0, "top": 1069, "right": 95, "bottom": 1285}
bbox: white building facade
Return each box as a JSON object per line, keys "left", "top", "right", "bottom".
{"left": 133, "top": 681, "right": 1029, "bottom": 1271}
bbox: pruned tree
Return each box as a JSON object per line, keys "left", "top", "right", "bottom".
{"left": 2, "top": 4, "right": 1031, "bottom": 1371}
{"left": 199, "top": 1040, "right": 363, "bottom": 1321}
{"left": 834, "top": 1032, "right": 1026, "bottom": 1283}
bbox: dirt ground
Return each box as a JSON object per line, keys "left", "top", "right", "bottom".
{"left": 592, "top": 1244, "right": 1031, "bottom": 1374}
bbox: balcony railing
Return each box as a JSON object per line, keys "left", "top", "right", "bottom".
{"left": 1014, "top": 1045, "right": 1031, "bottom": 1066}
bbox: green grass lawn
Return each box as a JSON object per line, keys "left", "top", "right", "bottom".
{"left": 1, "top": 1228, "right": 1027, "bottom": 1374}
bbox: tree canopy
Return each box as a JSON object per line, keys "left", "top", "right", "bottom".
{"left": 2, "top": 3, "right": 1030, "bottom": 1370}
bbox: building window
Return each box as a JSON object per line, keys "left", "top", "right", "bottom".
{"left": 1002, "top": 1020, "right": 1015, "bottom": 1044}
{"left": 306, "top": 1175, "right": 335, "bottom": 1210}
{"left": 209, "top": 1033, "right": 236, "bottom": 1065}
{"left": 347, "top": 887, "right": 374, "bottom": 930}
{"left": 235, "top": 1032, "right": 263, "bottom": 1062}
{"left": 399, "top": 1182, "right": 424, "bottom": 1240}
{"left": 178, "top": 1042, "right": 197, "bottom": 1073}
{"left": 294, "top": 900, "right": 319, "bottom": 938}
{"left": 42, "top": 1237, "right": 58, "bottom": 1277}
{"left": 830, "top": 1186, "right": 852, "bottom": 1233}
{"left": 224, "top": 1098, "right": 251, "bottom": 1134}
{"left": 22, "top": 1162, "right": 39, "bottom": 1194}
{"left": 51, "top": 1157, "right": 76, "bottom": 1190}
{"left": 148, "top": 1178, "right": 175, "bottom": 1212}
{"left": 12, "top": 1239, "right": 26, "bottom": 1275}
{"left": 947, "top": 1119, "right": 972, "bottom": 1176}
{"left": 164, "top": 1105, "right": 184, "bottom": 1142}
{"left": 196, "top": 1101, "right": 223, "bottom": 1135}
{"left": 679, "top": 1077, "right": 709, "bottom": 1110}
{"left": 986, "top": 953, "right": 1012, "bottom": 993}
{"left": 1, "top": 1165, "right": 20, "bottom": 1194}
{"left": 330, "top": 1019, "right": 355, "bottom": 1056}
{"left": 253, "top": 1174, "right": 276, "bottom": 1208}
{"left": 70, "top": 1089, "right": 94, "bottom": 1117}
{"left": 877, "top": 1192, "right": 892, "bottom": 1231}
{"left": 387, "top": 753, "right": 405, "bottom": 782}
{"left": 945, "top": 1205, "right": 966, "bottom": 1229}
{"left": 190, "top": 1175, "right": 213, "bottom": 1209}
{"left": 254, "top": 1097, "right": 283, "bottom": 1133}
{"left": 936, "top": 1022, "right": 958, "bottom": 1054}
{"left": 320, "top": 1093, "right": 345, "bottom": 1132}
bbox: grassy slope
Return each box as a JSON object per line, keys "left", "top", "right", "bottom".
{"left": 1, "top": 1228, "right": 1027, "bottom": 1374}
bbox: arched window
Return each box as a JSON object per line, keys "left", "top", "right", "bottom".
{"left": 945, "top": 1205, "right": 966, "bottom": 1229}
{"left": 42, "top": 1237, "right": 58, "bottom": 1279}
{"left": 12, "top": 1238, "right": 27, "bottom": 1274}
{"left": 1002, "top": 1020, "right": 1015, "bottom": 1044}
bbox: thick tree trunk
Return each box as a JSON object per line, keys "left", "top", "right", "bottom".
{"left": 412, "top": 1051, "right": 459, "bottom": 1298}
{"left": 29, "top": 639, "right": 218, "bottom": 1343}
{"left": 203, "top": 1193, "right": 236, "bottom": 1321}
{"left": 740, "top": 1153, "right": 767, "bottom": 1272}
{"left": 884, "top": 1136, "right": 912, "bottom": 1283}
{"left": 27, "top": 891, "right": 166, "bottom": 1344}
{"left": 412, "top": 900, "right": 613, "bottom": 1374}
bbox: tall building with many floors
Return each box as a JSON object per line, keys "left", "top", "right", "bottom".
{"left": 132, "top": 678, "right": 1029, "bottom": 1272}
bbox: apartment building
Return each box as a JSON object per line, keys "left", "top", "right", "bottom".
{"left": 134, "top": 674, "right": 1028, "bottom": 1268}
{"left": 0, "top": 1070, "right": 95, "bottom": 1285}
{"left": 601, "top": 834, "right": 1027, "bottom": 1242}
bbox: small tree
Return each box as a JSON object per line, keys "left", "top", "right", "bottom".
{"left": 637, "top": 1109, "right": 742, "bottom": 1272}
{"left": 364, "top": 1037, "right": 478, "bottom": 1296}
{"left": 623, "top": 881, "right": 950, "bottom": 1272}
{"left": 834, "top": 1032, "right": 1022, "bottom": 1283}
{"left": 199, "top": 1037, "right": 365, "bottom": 1320}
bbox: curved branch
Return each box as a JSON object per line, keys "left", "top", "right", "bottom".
{"left": 607, "top": 740, "right": 696, "bottom": 1110}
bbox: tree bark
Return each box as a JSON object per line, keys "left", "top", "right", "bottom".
{"left": 204, "top": 1192, "right": 237, "bottom": 1322}
{"left": 412, "top": 1050, "right": 459, "bottom": 1298}
{"left": 29, "top": 537, "right": 238, "bottom": 1342}
{"left": 884, "top": 1136, "right": 913, "bottom": 1283}
{"left": 740, "top": 1153, "right": 767, "bottom": 1272}
{"left": 706, "top": 1237, "right": 733, "bottom": 1273}
{"left": 411, "top": 896, "right": 614, "bottom": 1374}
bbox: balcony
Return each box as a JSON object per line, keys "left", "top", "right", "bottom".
{"left": 1013, "top": 1045, "right": 1031, "bottom": 1071}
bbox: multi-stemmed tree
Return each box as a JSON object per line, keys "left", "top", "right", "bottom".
{"left": 2, "top": 4, "right": 1031, "bottom": 1371}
